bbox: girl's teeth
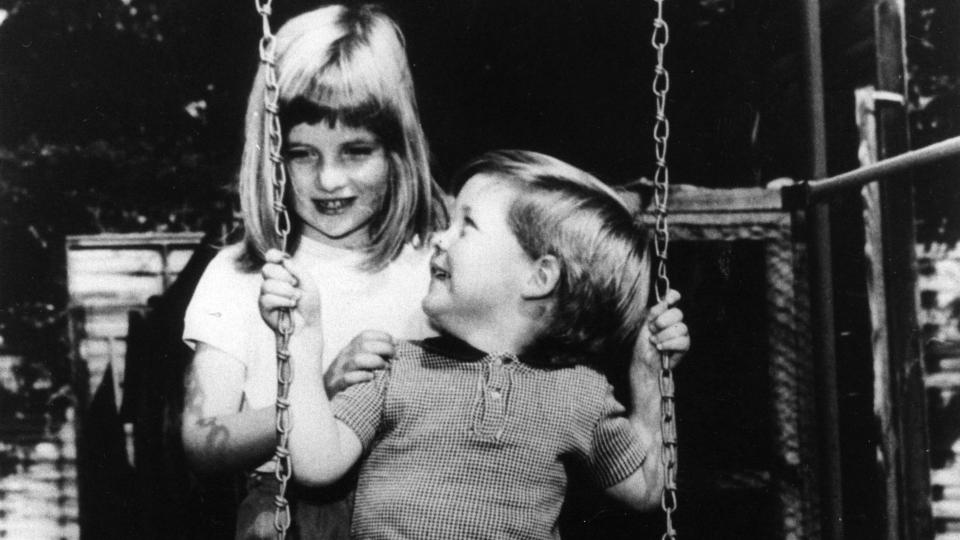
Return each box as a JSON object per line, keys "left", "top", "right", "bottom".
{"left": 316, "top": 199, "right": 350, "bottom": 212}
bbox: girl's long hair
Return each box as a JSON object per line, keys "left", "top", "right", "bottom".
{"left": 238, "top": 4, "right": 447, "bottom": 271}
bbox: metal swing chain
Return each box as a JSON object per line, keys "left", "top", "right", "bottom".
{"left": 255, "top": 0, "right": 295, "bottom": 538}
{"left": 650, "top": 1, "right": 678, "bottom": 539}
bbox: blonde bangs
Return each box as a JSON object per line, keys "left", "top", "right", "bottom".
{"left": 276, "top": 11, "right": 408, "bottom": 121}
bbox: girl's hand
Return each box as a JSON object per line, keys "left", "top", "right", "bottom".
{"left": 635, "top": 289, "right": 689, "bottom": 371}
{"left": 259, "top": 249, "right": 322, "bottom": 331}
{"left": 323, "top": 330, "right": 395, "bottom": 397}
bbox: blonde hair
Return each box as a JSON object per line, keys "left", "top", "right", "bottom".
{"left": 239, "top": 4, "right": 447, "bottom": 270}
{"left": 451, "top": 150, "right": 651, "bottom": 367}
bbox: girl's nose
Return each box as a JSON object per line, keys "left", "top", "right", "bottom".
{"left": 317, "top": 164, "right": 349, "bottom": 192}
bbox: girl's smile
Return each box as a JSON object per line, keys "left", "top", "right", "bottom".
{"left": 313, "top": 197, "right": 358, "bottom": 214}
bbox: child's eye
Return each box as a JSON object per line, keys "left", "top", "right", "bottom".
{"left": 343, "top": 144, "right": 378, "bottom": 160}
{"left": 285, "top": 147, "right": 319, "bottom": 165}
{"left": 460, "top": 216, "right": 477, "bottom": 237}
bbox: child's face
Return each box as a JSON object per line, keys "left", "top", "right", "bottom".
{"left": 284, "top": 121, "right": 390, "bottom": 249}
{"left": 422, "top": 174, "right": 534, "bottom": 337}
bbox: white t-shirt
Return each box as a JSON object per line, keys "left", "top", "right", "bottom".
{"left": 183, "top": 236, "right": 434, "bottom": 411}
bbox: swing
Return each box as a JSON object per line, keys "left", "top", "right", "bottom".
{"left": 253, "top": 1, "right": 679, "bottom": 538}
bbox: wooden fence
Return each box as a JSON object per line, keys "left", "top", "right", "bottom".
{"left": 66, "top": 232, "right": 204, "bottom": 404}
{"left": 0, "top": 232, "right": 203, "bottom": 539}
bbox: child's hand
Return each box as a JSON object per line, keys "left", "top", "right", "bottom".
{"left": 324, "top": 330, "right": 395, "bottom": 397}
{"left": 259, "top": 249, "right": 323, "bottom": 331}
{"left": 635, "top": 289, "right": 689, "bottom": 371}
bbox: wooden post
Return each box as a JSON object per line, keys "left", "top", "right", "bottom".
{"left": 872, "top": 1, "right": 934, "bottom": 538}
{"left": 857, "top": 85, "right": 900, "bottom": 540}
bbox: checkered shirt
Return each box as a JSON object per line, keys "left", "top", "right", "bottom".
{"left": 331, "top": 336, "right": 647, "bottom": 540}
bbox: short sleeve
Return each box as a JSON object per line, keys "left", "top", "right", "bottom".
{"left": 331, "top": 368, "right": 390, "bottom": 450}
{"left": 586, "top": 387, "right": 647, "bottom": 488}
{"left": 182, "top": 245, "right": 259, "bottom": 364}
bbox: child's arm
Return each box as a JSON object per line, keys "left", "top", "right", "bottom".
{"left": 286, "top": 331, "right": 365, "bottom": 486}
{"left": 181, "top": 344, "right": 278, "bottom": 473}
{"left": 258, "top": 250, "right": 364, "bottom": 486}
{"left": 605, "top": 289, "right": 688, "bottom": 509}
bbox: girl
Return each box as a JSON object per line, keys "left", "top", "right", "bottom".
{"left": 181, "top": 5, "right": 446, "bottom": 539}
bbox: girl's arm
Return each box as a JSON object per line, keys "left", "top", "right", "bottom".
{"left": 605, "top": 289, "right": 688, "bottom": 509}
{"left": 323, "top": 330, "right": 395, "bottom": 397}
{"left": 181, "top": 343, "right": 277, "bottom": 473}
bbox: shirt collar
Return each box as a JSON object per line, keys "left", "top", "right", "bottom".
{"left": 420, "top": 333, "right": 487, "bottom": 361}
{"left": 419, "top": 333, "right": 555, "bottom": 367}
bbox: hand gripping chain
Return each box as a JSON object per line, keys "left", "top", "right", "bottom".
{"left": 650, "top": 1, "right": 678, "bottom": 538}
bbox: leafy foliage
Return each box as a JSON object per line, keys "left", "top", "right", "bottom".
{"left": 0, "top": 1, "right": 242, "bottom": 407}
{"left": 0, "top": 0, "right": 242, "bottom": 308}
{"left": 907, "top": 0, "right": 960, "bottom": 242}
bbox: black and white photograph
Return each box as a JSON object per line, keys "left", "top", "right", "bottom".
{"left": 0, "top": 1, "right": 958, "bottom": 538}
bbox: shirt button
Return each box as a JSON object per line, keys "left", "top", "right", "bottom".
{"left": 490, "top": 389, "right": 502, "bottom": 400}
{"left": 492, "top": 357, "right": 502, "bottom": 366}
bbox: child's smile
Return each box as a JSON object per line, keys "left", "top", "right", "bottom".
{"left": 312, "top": 197, "right": 357, "bottom": 215}
{"left": 429, "top": 257, "right": 450, "bottom": 281}
{"left": 422, "top": 174, "right": 534, "bottom": 336}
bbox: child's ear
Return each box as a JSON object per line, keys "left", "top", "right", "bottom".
{"left": 522, "top": 255, "right": 560, "bottom": 299}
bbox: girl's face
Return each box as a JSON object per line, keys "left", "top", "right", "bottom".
{"left": 284, "top": 121, "right": 390, "bottom": 249}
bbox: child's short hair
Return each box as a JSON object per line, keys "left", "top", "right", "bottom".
{"left": 239, "top": 4, "right": 447, "bottom": 270}
{"left": 451, "top": 150, "right": 651, "bottom": 367}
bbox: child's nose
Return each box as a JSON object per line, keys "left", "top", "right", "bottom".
{"left": 317, "top": 164, "right": 349, "bottom": 192}
{"left": 430, "top": 227, "right": 453, "bottom": 250}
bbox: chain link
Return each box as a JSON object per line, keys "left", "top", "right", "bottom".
{"left": 650, "top": 1, "right": 677, "bottom": 538}
{"left": 255, "top": 1, "right": 295, "bottom": 538}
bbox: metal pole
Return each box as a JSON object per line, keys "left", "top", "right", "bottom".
{"left": 782, "top": 135, "right": 960, "bottom": 208}
{"left": 800, "top": 1, "right": 844, "bottom": 539}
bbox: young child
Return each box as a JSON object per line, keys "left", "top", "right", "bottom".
{"left": 181, "top": 5, "right": 447, "bottom": 538}
{"left": 261, "top": 150, "right": 688, "bottom": 538}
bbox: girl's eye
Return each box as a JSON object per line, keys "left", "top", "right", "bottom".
{"left": 344, "top": 144, "right": 377, "bottom": 160}
{"left": 286, "top": 147, "right": 319, "bottom": 164}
